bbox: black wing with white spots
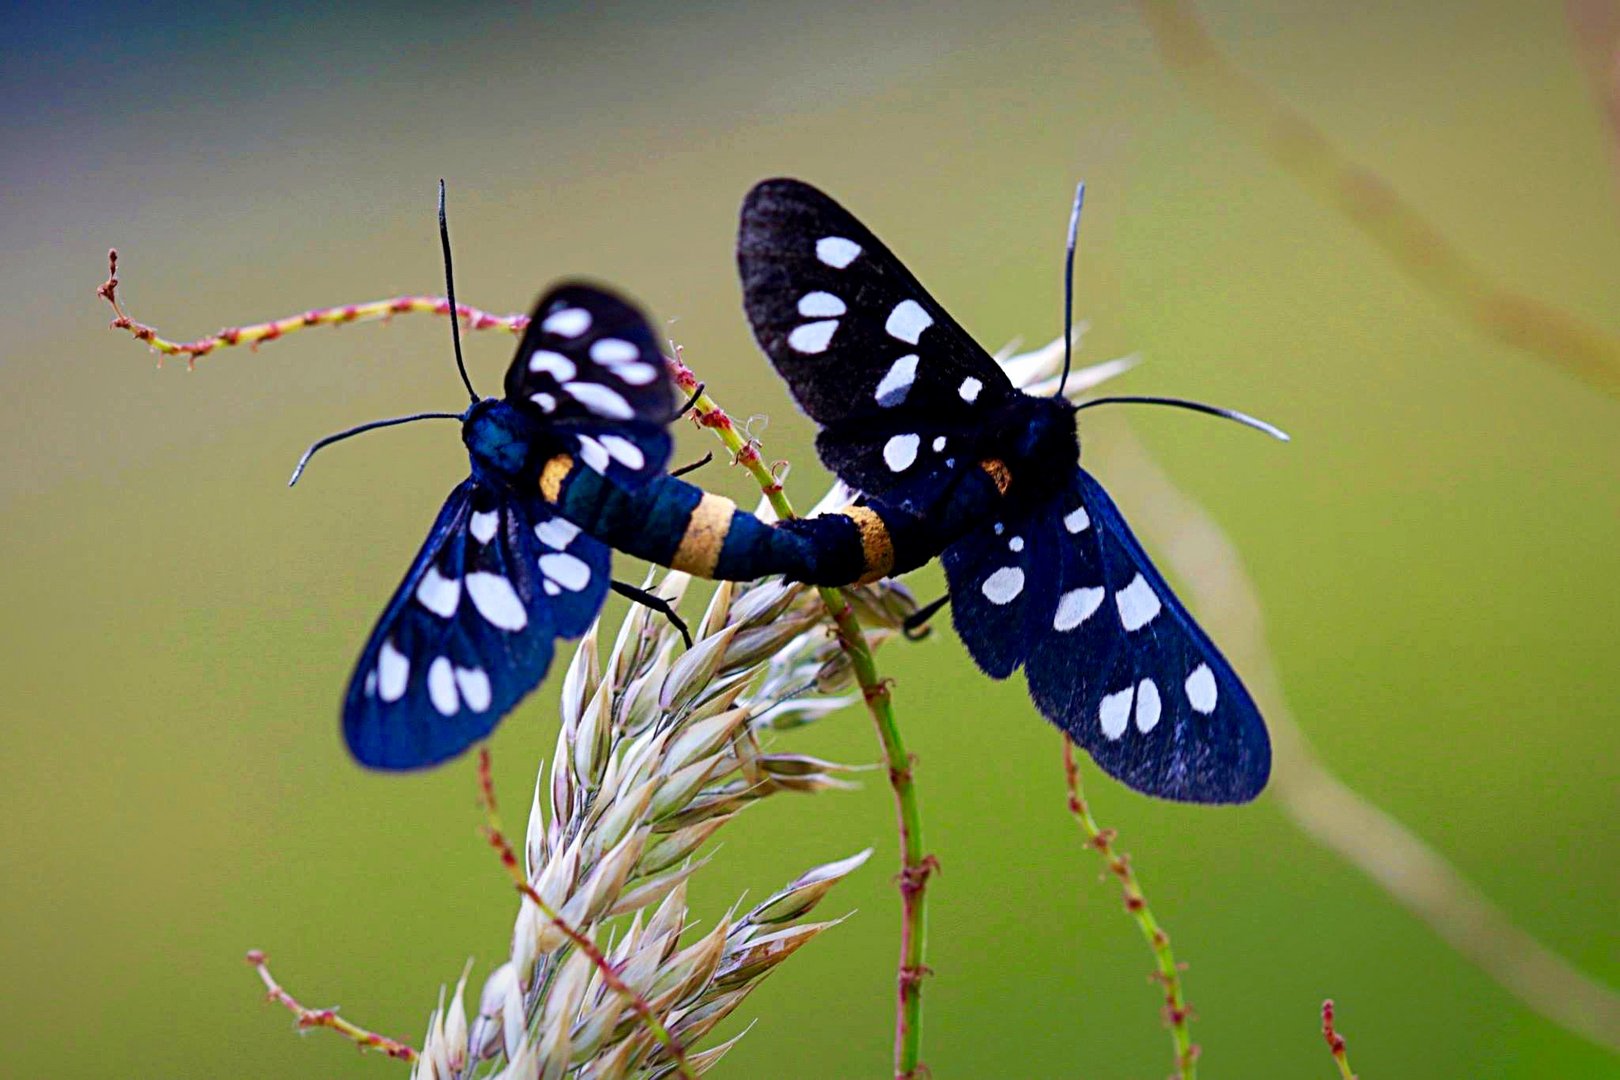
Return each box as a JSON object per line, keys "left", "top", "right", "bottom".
{"left": 945, "top": 470, "right": 1270, "bottom": 803}
{"left": 738, "top": 178, "right": 1017, "bottom": 497}
{"left": 940, "top": 499, "right": 1064, "bottom": 679}
{"left": 504, "top": 283, "right": 676, "bottom": 489}
{"left": 342, "top": 479, "right": 611, "bottom": 770}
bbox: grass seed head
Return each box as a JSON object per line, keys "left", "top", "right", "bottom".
{"left": 438, "top": 571, "right": 892, "bottom": 1076}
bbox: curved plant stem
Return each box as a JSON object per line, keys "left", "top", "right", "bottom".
{"left": 477, "top": 750, "right": 697, "bottom": 1080}
{"left": 666, "top": 348, "right": 932, "bottom": 1079}
{"left": 1137, "top": 0, "right": 1620, "bottom": 400}
{"left": 1062, "top": 738, "right": 1196, "bottom": 1079}
{"left": 1106, "top": 425, "right": 1620, "bottom": 1054}
{"left": 1563, "top": 0, "right": 1620, "bottom": 195}
{"left": 96, "top": 250, "right": 528, "bottom": 365}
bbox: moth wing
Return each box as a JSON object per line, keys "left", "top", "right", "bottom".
{"left": 504, "top": 282, "right": 676, "bottom": 488}
{"left": 1023, "top": 470, "right": 1270, "bottom": 803}
{"left": 342, "top": 480, "right": 611, "bottom": 770}
{"left": 738, "top": 178, "right": 1016, "bottom": 498}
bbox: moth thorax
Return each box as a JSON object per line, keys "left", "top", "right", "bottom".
{"left": 463, "top": 399, "right": 546, "bottom": 483}
{"left": 997, "top": 395, "right": 1079, "bottom": 482}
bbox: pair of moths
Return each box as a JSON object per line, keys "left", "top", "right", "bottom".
{"left": 334, "top": 179, "right": 1272, "bottom": 804}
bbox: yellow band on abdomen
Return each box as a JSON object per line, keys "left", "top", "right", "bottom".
{"left": 670, "top": 492, "right": 736, "bottom": 578}
{"left": 843, "top": 505, "right": 895, "bottom": 585}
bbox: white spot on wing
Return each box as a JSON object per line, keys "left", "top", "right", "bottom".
{"left": 816, "top": 236, "right": 861, "bottom": 268}
{"left": 542, "top": 307, "right": 591, "bottom": 337}
{"left": 874, "top": 354, "right": 919, "bottom": 407}
{"left": 529, "top": 392, "right": 557, "bottom": 413}
{"left": 1053, "top": 586, "right": 1104, "bottom": 631}
{"left": 1064, "top": 506, "right": 1090, "bottom": 534}
{"left": 469, "top": 510, "right": 499, "bottom": 545}
{"left": 615, "top": 362, "right": 659, "bottom": 385}
{"left": 980, "top": 566, "right": 1025, "bottom": 605}
{"left": 590, "top": 338, "right": 659, "bottom": 383}
{"left": 883, "top": 433, "right": 920, "bottom": 472}
{"left": 466, "top": 572, "right": 528, "bottom": 631}
{"left": 539, "top": 552, "right": 592, "bottom": 592}
{"left": 1008, "top": 536, "right": 1025, "bottom": 552}
{"left": 885, "top": 300, "right": 933, "bottom": 345}
{"left": 798, "top": 291, "right": 846, "bottom": 317}
{"left": 535, "top": 517, "right": 581, "bottom": 549}
{"left": 415, "top": 566, "right": 461, "bottom": 618}
{"left": 363, "top": 671, "right": 376, "bottom": 697}
{"left": 1185, "top": 664, "right": 1218, "bottom": 714}
{"left": 576, "top": 435, "right": 610, "bottom": 474}
{"left": 1115, "top": 574, "right": 1162, "bottom": 631}
{"left": 1135, "top": 678, "right": 1162, "bottom": 733}
{"left": 428, "top": 656, "right": 459, "bottom": 716}
{"left": 788, "top": 320, "right": 838, "bottom": 354}
{"left": 1099, "top": 686, "right": 1133, "bottom": 740}
{"left": 455, "top": 666, "right": 492, "bottom": 712}
{"left": 932, "top": 435, "right": 947, "bottom": 451}
{"left": 528, "top": 350, "right": 576, "bottom": 381}
{"left": 564, "top": 382, "right": 634, "bottom": 420}
{"left": 378, "top": 640, "right": 409, "bottom": 702}
{"left": 590, "top": 338, "right": 639, "bottom": 364}
{"left": 598, "top": 434, "right": 646, "bottom": 471}
{"left": 958, "top": 376, "right": 983, "bottom": 403}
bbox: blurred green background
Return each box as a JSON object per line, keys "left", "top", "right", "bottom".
{"left": 4, "top": 1, "right": 1617, "bottom": 1076}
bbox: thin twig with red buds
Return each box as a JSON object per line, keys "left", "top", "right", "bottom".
{"left": 1321, "top": 999, "right": 1358, "bottom": 1080}
{"left": 1062, "top": 738, "right": 1198, "bottom": 1079}
{"left": 97, "top": 250, "right": 527, "bottom": 367}
{"left": 244, "top": 949, "right": 418, "bottom": 1062}
{"left": 475, "top": 749, "right": 697, "bottom": 1080}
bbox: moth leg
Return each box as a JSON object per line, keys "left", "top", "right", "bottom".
{"left": 611, "top": 580, "right": 694, "bottom": 648}
{"left": 669, "top": 451, "right": 714, "bottom": 479}
{"left": 675, "top": 382, "right": 706, "bottom": 420}
{"left": 901, "top": 593, "right": 951, "bottom": 641}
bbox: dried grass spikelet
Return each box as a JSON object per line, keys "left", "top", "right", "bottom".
{"left": 411, "top": 568, "right": 919, "bottom": 1079}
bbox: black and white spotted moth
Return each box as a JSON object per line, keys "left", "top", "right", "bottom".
{"left": 339, "top": 180, "right": 1269, "bottom": 804}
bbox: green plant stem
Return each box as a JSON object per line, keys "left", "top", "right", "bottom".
{"left": 668, "top": 350, "right": 931, "bottom": 1080}
{"left": 1062, "top": 737, "right": 1196, "bottom": 1079}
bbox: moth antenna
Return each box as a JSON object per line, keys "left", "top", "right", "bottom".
{"left": 1074, "top": 395, "right": 1290, "bottom": 442}
{"left": 439, "top": 180, "right": 478, "bottom": 404}
{"left": 288, "top": 411, "right": 464, "bottom": 487}
{"left": 1056, "top": 180, "right": 1085, "bottom": 399}
{"left": 669, "top": 451, "right": 714, "bottom": 479}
